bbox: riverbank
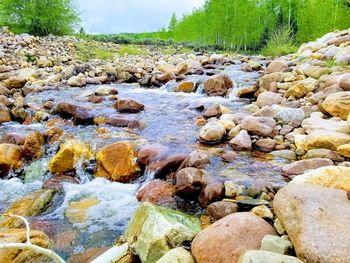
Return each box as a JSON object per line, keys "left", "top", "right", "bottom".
{"left": 0, "top": 27, "right": 350, "bottom": 263}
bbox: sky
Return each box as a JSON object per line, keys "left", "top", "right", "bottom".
{"left": 76, "top": 0, "right": 205, "bottom": 34}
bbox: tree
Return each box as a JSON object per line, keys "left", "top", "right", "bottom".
{"left": 0, "top": 0, "right": 80, "bottom": 36}
{"left": 168, "top": 13, "right": 178, "bottom": 33}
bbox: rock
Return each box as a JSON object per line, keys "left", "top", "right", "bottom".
{"left": 207, "top": 201, "right": 238, "bottom": 221}
{"left": 137, "top": 143, "right": 168, "bottom": 166}
{"left": 219, "top": 114, "right": 236, "bottom": 130}
{"left": 270, "top": 150, "right": 297, "bottom": 160}
{"left": 43, "top": 174, "right": 79, "bottom": 191}
{"left": 337, "top": 144, "right": 350, "bottom": 158}
{"left": 180, "top": 151, "right": 210, "bottom": 168}
{"left": 291, "top": 166, "right": 350, "bottom": 191}
{"left": 56, "top": 101, "right": 93, "bottom": 125}
{"left": 95, "top": 142, "right": 141, "bottom": 182}
{"left": 204, "top": 74, "right": 234, "bottom": 96}
{"left": 48, "top": 139, "right": 92, "bottom": 174}
{"left": 0, "top": 104, "right": 11, "bottom": 123}
{"left": 338, "top": 73, "right": 350, "bottom": 91}
{"left": 250, "top": 205, "right": 274, "bottom": 219}
{"left": 177, "top": 81, "right": 195, "bottom": 93}
{"left": 0, "top": 143, "right": 23, "bottom": 176}
{"left": 282, "top": 158, "right": 334, "bottom": 177}
{"left": 302, "top": 112, "right": 349, "bottom": 134}
{"left": 305, "top": 148, "right": 344, "bottom": 162}
{"left": 221, "top": 151, "right": 238, "bottom": 162}
{"left": 236, "top": 86, "right": 258, "bottom": 98}
{"left": 238, "top": 251, "right": 303, "bottom": 263}
{"left": 148, "top": 154, "right": 186, "bottom": 179}
{"left": 137, "top": 179, "right": 175, "bottom": 205}
{"left": 303, "top": 66, "right": 331, "bottom": 79}
{"left": 0, "top": 228, "right": 50, "bottom": 263}
{"left": 240, "top": 117, "right": 276, "bottom": 137}
{"left": 157, "top": 247, "right": 195, "bottom": 263}
{"left": 103, "top": 115, "right": 139, "bottom": 128}
{"left": 65, "top": 197, "right": 100, "bottom": 224}
{"left": 191, "top": 212, "right": 276, "bottom": 263}
{"left": 255, "top": 138, "right": 277, "bottom": 152}
{"left": 323, "top": 91, "right": 350, "bottom": 120}
{"left": 23, "top": 131, "right": 44, "bottom": 160}
{"left": 287, "top": 78, "right": 318, "bottom": 98}
{"left": 261, "top": 235, "right": 293, "bottom": 255}
{"left": 199, "top": 182, "right": 225, "bottom": 208}
{"left": 248, "top": 60, "right": 262, "bottom": 70}
{"left": 67, "top": 75, "right": 86, "bottom": 87}
{"left": 115, "top": 99, "right": 144, "bottom": 113}
{"left": 199, "top": 120, "right": 226, "bottom": 144}
{"left": 256, "top": 92, "right": 283, "bottom": 107}
{"left": 95, "top": 85, "right": 118, "bottom": 96}
{"left": 266, "top": 60, "right": 289, "bottom": 74}
{"left": 175, "top": 167, "right": 208, "bottom": 196}
{"left": 156, "top": 72, "right": 176, "bottom": 84}
{"left": 125, "top": 202, "right": 201, "bottom": 263}
{"left": 298, "top": 130, "right": 350, "bottom": 151}
{"left": 229, "top": 130, "right": 252, "bottom": 151}
{"left": 0, "top": 189, "right": 55, "bottom": 227}
{"left": 4, "top": 76, "right": 26, "bottom": 89}
{"left": 224, "top": 181, "right": 243, "bottom": 198}
{"left": 275, "top": 107, "right": 305, "bottom": 125}
{"left": 203, "top": 104, "right": 222, "bottom": 119}
{"left": 274, "top": 184, "right": 350, "bottom": 263}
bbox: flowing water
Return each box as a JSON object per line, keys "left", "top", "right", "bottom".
{"left": 0, "top": 61, "right": 287, "bottom": 260}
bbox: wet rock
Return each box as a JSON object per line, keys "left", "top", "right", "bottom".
{"left": 104, "top": 115, "right": 140, "bottom": 128}
{"left": 49, "top": 139, "right": 92, "bottom": 174}
{"left": 157, "top": 247, "right": 195, "bottom": 263}
{"left": 156, "top": 72, "right": 176, "bottom": 84}
{"left": 0, "top": 228, "right": 50, "bottom": 263}
{"left": 179, "top": 151, "right": 211, "bottom": 169}
{"left": 240, "top": 117, "right": 276, "bottom": 137}
{"left": 255, "top": 138, "right": 277, "bottom": 152}
{"left": 115, "top": 99, "right": 144, "bottom": 113}
{"left": 137, "top": 179, "right": 175, "bottom": 205}
{"left": 282, "top": 158, "right": 334, "bottom": 177}
{"left": 274, "top": 184, "right": 350, "bottom": 263}
{"left": 323, "top": 91, "right": 350, "bottom": 120}
{"left": 95, "top": 141, "right": 141, "bottom": 182}
{"left": 0, "top": 189, "right": 55, "bottom": 227}
{"left": 256, "top": 92, "right": 283, "bottom": 107}
{"left": 199, "top": 182, "right": 225, "bottom": 208}
{"left": 177, "top": 81, "right": 195, "bottom": 93}
{"left": 137, "top": 143, "right": 169, "bottom": 166}
{"left": 236, "top": 85, "right": 258, "bottom": 98}
{"left": 224, "top": 181, "right": 243, "bottom": 198}
{"left": 4, "top": 76, "right": 26, "bottom": 89}
{"left": 229, "top": 130, "right": 252, "bottom": 151}
{"left": 149, "top": 154, "right": 186, "bottom": 179}
{"left": 95, "top": 85, "right": 118, "bottom": 96}
{"left": 125, "top": 202, "right": 201, "bottom": 263}
{"left": 43, "top": 175, "right": 80, "bottom": 191}
{"left": 199, "top": 120, "right": 226, "bottom": 144}
{"left": 56, "top": 101, "right": 93, "bottom": 125}
{"left": 0, "top": 104, "right": 11, "bottom": 123}
{"left": 65, "top": 197, "right": 100, "bottom": 224}
{"left": 207, "top": 201, "right": 238, "bottom": 221}
{"left": 88, "top": 94, "right": 103, "bottom": 103}
{"left": 221, "top": 151, "right": 238, "bottom": 162}
{"left": 305, "top": 148, "right": 344, "bottom": 162}
{"left": 175, "top": 167, "right": 208, "bottom": 196}
{"left": 266, "top": 60, "right": 289, "bottom": 74}
{"left": 23, "top": 131, "right": 44, "bottom": 160}
{"left": 238, "top": 251, "right": 303, "bottom": 263}
{"left": 203, "top": 104, "right": 222, "bottom": 119}
{"left": 191, "top": 212, "right": 276, "bottom": 263}
{"left": 250, "top": 205, "right": 274, "bottom": 220}
{"left": 67, "top": 75, "right": 86, "bottom": 87}
{"left": 204, "top": 74, "right": 234, "bottom": 96}
{"left": 0, "top": 133, "right": 27, "bottom": 145}
{"left": 291, "top": 166, "right": 350, "bottom": 191}
{"left": 0, "top": 143, "right": 23, "bottom": 177}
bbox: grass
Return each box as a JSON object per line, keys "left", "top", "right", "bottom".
{"left": 261, "top": 26, "right": 298, "bottom": 57}
{"left": 117, "top": 45, "right": 149, "bottom": 56}
{"left": 75, "top": 43, "right": 115, "bottom": 61}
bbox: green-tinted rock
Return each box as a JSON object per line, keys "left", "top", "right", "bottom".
{"left": 125, "top": 202, "right": 201, "bottom": 263}
{"left": 24, "top": 158, "right": 48, "bottom": 183}
{"left": 239, "top": 250, "right": 303, "bottom": 263}
{"left": 156, "top": 247, "right": 195, "bottom": 263}
{"left": 236, "top": 199, "right": 269, "bottom": 208}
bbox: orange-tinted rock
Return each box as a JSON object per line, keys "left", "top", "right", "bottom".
{"left": 115, "top": 99, "right": 144, "bottom": 113}
{"left": 23, "top": 131, "right": 45, "bottom": 160}
{"left": 199, "top": 182, "right": 225, "bottom": 208}
{"left": 148, "top": 154, "right": 187, "bottom": 179}
{"left": 137, "top": 143, "right": 168, "bottom": 166}
{"left": 175, "top": 167, "right": 208, "bottom": 196}
{"left": 137, "top": 179, "right": 175, "bottom": 205}
{"left": 207, "top": 201, "right": 238, "bottom": 221}
{"left": 204, "top": 74, "right": 234, "bottom": 97}
{"left": 0, "top": 143, "right": 23, "bottom": 177}
{"left": 177, "top": 81, "right": 195, "bottom": 93}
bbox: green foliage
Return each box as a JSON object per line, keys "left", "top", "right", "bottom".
{"left": 0, "top": 0, "right": 80, "bottom": 36}
{"left": 25, "top": 53, "right": 37, "bottom": 63}
{"left": 261, "top": 26, "right": 298, "bottom": 57}
{"left": 75, "top": 43, "right": 115, "bottom": 61}
{"left": 117, "top": 45, "right": 149, "bottom": 56}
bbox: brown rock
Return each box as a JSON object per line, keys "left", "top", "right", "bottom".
{"left": 256, "top": 91, "right": 283, "bottom": 107}
{"left": 203, "top": 104, "right": 222, "bottom": 119}
{"left": 338, "top": 73, "right": 350, "bottom": 91}
{"left": 236, "top": 86, "right": 258, "bottom": 98}
{"left": 0, "top": 104, "right": 11, "bottom": 123}
{"left": 177, "top": 81, "right": 195, "bottom": 93}
{"left": 0, "top": 144, "right": 23, "bottom": 177}
{"left": 323, "top": 91, "right": 350, "bottom": 120}
{"left": 104, "top": 115, "right": 139, "bottom": 127}
{"left": 175, "top": 167, "right": 208, "bottom": 196}
{"left": 23, "top": 131, "right": 45, "bottom": 160}
{"left": 0, "top": 133, "right": 27, "bottom": 145}
{"left": 115, "top": 99, "right": 144, "bottom": 113}
{"left": 137, "top": 179, "right": 175, "bottom": 205}
{"left": 282, "top": 158, "right": 334, "bottom": 177}
{"left": 221, "top": 151, "right": 238, "bottom": 162}
{"left": 43, "top": 175, "right": 80, "bottom": 191}
{"left": 229, "top": 130, "right": 252, "bottom": 151}
{"left": 137, "top": 143, "right": 169, "bottom": 166}
{"left": 199, "top": 182, "right": 225, "bottom": 208}
{"left": 4, "top": 76, "right": 26, "bottom": 89}
{"left": 56, "top": 101, "right": 93, "bottom": 125}
{"left": 255, "top": 138, "right": 277, "bottom": 152}
{"left": 148, "top": 154, "right": 187, "bottom": 179}
{"left": 266, "top": 60, "right": 289, "bottom": 74}
{"left": 191, "top": 212, "right": 276, "bottom": 263}
{"left": 240, "top": 117, "right": 276, "bottom": 137}
{"left": 207, "top": 201, "right": 238, "bottom": 221}
{"left": 204, "top": 74, "right": 234, "bottom": 96}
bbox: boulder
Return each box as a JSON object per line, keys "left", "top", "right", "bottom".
{"left": 256, "top": 92, "right": 283, "bottom": 107}
{"left": 275, "top": 107, "right": 305, "bottom": 125}
{"left": 274, "top": 184, "right": 350, "bottom": 263}
{"left": 137, "top": 180, "right": 175, "bottom": 205}
{"left": 199, "top": 120, "right": 226, "bottom": 144}
{"left": 4, "top": 76, "right": 26, "bottom": 89}
{"left": 0, "top": 143, "right": 23, "bottom": 176}
{"left": 240, "top": 117, "right": 276, "bottom": 137}
{"left": 337, "top": 144, "right": 350, "bottom": 158}
{"left": 282, "top": 158, "right": 333, "bottom": 177}
{"left": 258, "top": 72, "right": 286, "bottom": 90}
{"left": 203, "top": 104, "right": 222, "bottom": 119}
{"left": 323, "top": 91, "right": 350, "bottom": 120}
{"left": 48, "top": 140, "right": 92, "bottom": 174}
{"left": 303, "top": 66, "right": 331, "bottom": 79}
{"left": 157, "top": 247, "right": 194, "bottom": 263}
{"left": 56, "top": 101, "right": 93, "bottom": 125}
{"left": 302, "top": 112, "right": 349, "bottom": 134}
{"left": 286, "top": 78, "right": 318, "bottom": 99}
{"left": 191, "top": 212, "right": 276, "bottom": 263}
{"left": 236, "top": 86, "right": 258, "bottom": 98}
{"left": 338, "top": 73, "right": 350, "bottom": 91}
{"left": 297, "top": 130, "right": 350, "bottom": 151}
{"left": 23, "top": 131, "right": 45, "bottom": 160}
{"left": 229, "top": 130, "right": 252, "bottom": 151}
{"left": 199, "top": 182, "right": 225, "bottom": 208}
{"left": 115, "top": 99, "right": 144, "bottom": 113}
{"left": 175, "top": 167, "right": 208, "bottom": 196}
{"left": 207, "top": 201, "right": 238, "bottom": 221}
{"left": 255, "top": 138, "right": 277, "bottom": 152}
{"left": 291, "top": 166, "right": 350, "bottom": 191}
{"left": 204, "top": 74, "right": 234, "bottom": 96}
{"left": 0, "top": 104, "right": 11, "bottom": 123}
{"left": 137, "top": 143, "right": 168, "bottom": 166}
{"left": 177, "top": 81, "right": 195, "bottom": 93}
{"left": 238, "top": 251, "right": 303, "bottom": 263}
{"left": 266, "top": 60, "right": 289, "bottom": 74}
{"left": 95, "top": 142, "right": 140, "bottom": 182}
{"left": 67, "top": 76, "right": 86, "bottom": 87}
{"left": 261, "top": 235, "right": 293, "bottom": 255}
{"left": 125, "top": 203, "right": 201, "bottom": 263}
{"left": 148, "top": 154, "right": 186, "bottom": 179}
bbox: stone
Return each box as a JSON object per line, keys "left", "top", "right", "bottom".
{"left": 4, "top": 76, "right": 26, "bottom": 89}
{"left": 48, "top": 139, "right": 92, "bottom": 174}
{"left": 274, "top": 184, "right": 350, "bottom": 263}
{"left": 207, "top": 201, "right": 238, "bottom": 221}
{"left": 199, "top": 120, "right": 226, "bottom": 144}
{"left": 302, "top": 112, "right": 350, "bottom": 134}
{"left": 259, "top": 72, "right": 286, "bottom": 90}
{"left": 23, "top": 131, "right": 44, "bottom": 160}
{"left": 115, "top": 99, "right": 144, "bottom": 113}
{"left": 221, "top": 151, "right": 238, "bottom": 162}
{"left": 298, "top": 130, "right": 350, "bottom": 151}
{"left": 180, "top": 151, "right": 211, "bottom": 168}
{"left": 236, "top": 86, "right": 258, "bottom": 98}
{"left": 282, "top": 158, "right": 333, "bottom": 177}
{"left": 291, "top": 166, "right": 350, "bottom": 191}
{"left": 65, "top": 197, "right": 100, "bottom": 223}
{"left": 204, "top": 74, "right": 234, "bottom": 96}
{"left": 238, "top": 251, "right": 303, "bottom": 263}
{"left": 137, "top": 143, "right": 168, "bottom": 166}
{"left": 95, "top": 85, "right": 118, "bottom": 96}
{"left": 224, "top": 181, "right": 243, "bottom": 198}
{"left": 203, "top": 104, "right": 222, "bottom": 119}
{"left": 0, "top": 189, "right": 55, "bottom": 227}
{"left": 303, "top": 66, "right": 331, "bottom": 79}
{"left": 148, "top": 154, "right": 186, "bottom": 179}
{"left": 286, "top": 78, "right": 318, "bottom": 99}
{"left": 177, "top": 81, "right": 195, "bottom": 93}
{"left": 0, "top": 143, "right": 23, "bottom": 176}
{"left": 270, "top": 150, "right": 297, "bottom": 160}
{"left": 56, "top": 101, "right": 93, "bottom": 125}
{"left": 338, "top": 73, "right": 350, "bottom": 91}
{"left": 199, "top": 182, "right": 225, "bottom": 208}
{"left": 229, "top": 130, "right": 252, "bottom": 151}
{"left": 255, "top": 138, "right": 277, "bottom": 152}
{"left": 95, "top": 142, "right": 141, "bottom": 182}
{"left": 305, "top": 148, "right": 344, "bottom": 162}
{"left": 137, "top": 179, "right": 175, "bottom": 205}
{"left": 266, "top": 60, "right": 289, "bottom": 74}
{"left": 337, "top": 144, "right": 350, "bottom": 158}
{"left": 67, "top": 76, "right": 86, "bottom": 87}
{"left": 323, "top": 91, "right": 350, "bottom": 120}
{"left": 156, "top": 247, "right": 194, "bottom": 263}
{"left": 261, "top": 235, "right": 293, "bottom": 255}
{"left": 240, "top": 117, "right": 276, "bottom": 137}
{"left": 248, "top": 60, "right": 262, "bottom": 70}
{"left": 0, "top": 228, "right": 51, "bottom": 263}
{"left": 250, "top": 205, "right": 274, "bottom": 219}
{"left": 0, "top": 104, "right": 11, "bottom": 124}
{"left": 191, "top": 212, "right": 276, "bottom": 263}
{"left": 125, "top": 202, "right": 201, "bottom": 263}
{"left": 275, "top": 107, "right": 305, "bottom": 125}
{"left": 256, "top": 92, "right": 283, "bottom": 107}
{"left": 175, "top": 167, "right": 208, "bottom": 196}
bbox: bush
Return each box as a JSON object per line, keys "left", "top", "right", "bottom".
{"left": 261, "top": 27, "right": 298, "bottom": 57}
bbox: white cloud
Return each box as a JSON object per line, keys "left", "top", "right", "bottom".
{"left": 76, "top": 0, "right": 205, "bottom": 34}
